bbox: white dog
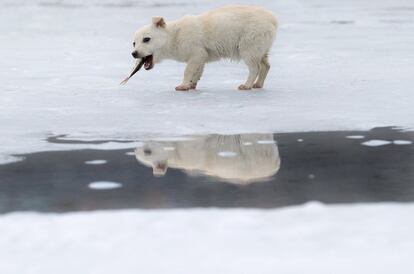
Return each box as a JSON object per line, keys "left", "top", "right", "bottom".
{"left": 130, "top": 5, "right": 278, "bottom": 91}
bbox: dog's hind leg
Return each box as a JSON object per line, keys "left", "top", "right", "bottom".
{"left": 253, "top": 54, "right": 270, "bottom": 89}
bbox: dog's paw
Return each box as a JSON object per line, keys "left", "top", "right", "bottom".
{"left": 238, "top": 84, "right": 252, "bottom": 91}
{"left": 190, "top": 83, "right": 197, "bottom": 90}
{"left": 252, "top": 83, "right": 263, "bottom": 89}
{"left": 175, "top": 84, "right": 191, "bottom": 91}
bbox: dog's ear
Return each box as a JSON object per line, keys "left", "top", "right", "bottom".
{"left": 152, "top": 16, "right": 166, "bottom": 28}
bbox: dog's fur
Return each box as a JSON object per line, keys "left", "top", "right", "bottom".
{"left": 135, "top": 134, "right": 280, "bottom": 184}
{"left": 132, "top": 5, "right": 278, "bottom": 91}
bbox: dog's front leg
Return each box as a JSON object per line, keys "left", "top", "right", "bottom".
{"left": 176, "top": 53, "right": 207, "bottom": 91}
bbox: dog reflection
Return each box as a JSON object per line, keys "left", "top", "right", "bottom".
{"left": 135, "top": 134, "right": 280, "bottom": 184}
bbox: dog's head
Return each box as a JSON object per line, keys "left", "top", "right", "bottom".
{"left": 135, "top": 143, "right": 169, "bottom": 177}
{"left": 131, "top": 17, "right": 168, "bottom": 70}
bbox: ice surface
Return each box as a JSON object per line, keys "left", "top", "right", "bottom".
{"left": 1, "top": 203, "right": 414, "bottom": 274}
{"left": 1, "top": 0, "right": 414, "bottom": 161}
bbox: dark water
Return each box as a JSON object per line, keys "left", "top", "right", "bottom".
{"left": 0, "top": 127, "right": 413, "bottom": 213}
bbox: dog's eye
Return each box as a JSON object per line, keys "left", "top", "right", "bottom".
{"left": 133, "top": 42, "right": 135, "bottom": 47}
{"left": 143, "top": 37, "right": 151, "bottom": 43}
{"left": 144, "top": 148, "right": 152, "bottom": 155}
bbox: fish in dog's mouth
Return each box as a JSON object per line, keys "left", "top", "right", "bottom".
{"left": 120, "top": 54, "right": 154, "bottom": 85}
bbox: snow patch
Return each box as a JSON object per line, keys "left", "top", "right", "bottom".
{"left": 0, "top": 155, "right": 25, "bottom": 165}
{"left": 0, "top": 203, "right": 413, "bottom": 274}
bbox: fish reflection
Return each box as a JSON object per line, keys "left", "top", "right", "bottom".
{"left": 135, "top": 134, "right": 280, "bottom": 184}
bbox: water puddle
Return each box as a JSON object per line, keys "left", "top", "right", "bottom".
{"left": 0, "top": 127, "right": 413, "bottom": 213}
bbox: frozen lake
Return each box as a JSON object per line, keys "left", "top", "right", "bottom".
{"left": 1, "top": 0, "right": 414, "bottom": 162}
{"left": 1, "top": 0, "right": 414, "bottom": 273}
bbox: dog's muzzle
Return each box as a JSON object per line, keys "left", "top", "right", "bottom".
{"left": 131, "top": 51, "right": 139, "bottom": 59}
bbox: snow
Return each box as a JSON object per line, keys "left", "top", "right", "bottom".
{"left": 1, "top": 0, "right": 414, "bottom": 161}
{"left": 0, "top": 155, "right": 25, "bottom": 165}
{"left": 88, "top": 181, "right": 123, "bottom": 189}
{"left": 361, "top": 140, "right": 392, "bottom": 147}
{"left": 1, "top": 203, "right": 414, "bottom": 274}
